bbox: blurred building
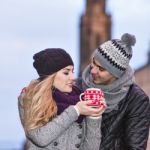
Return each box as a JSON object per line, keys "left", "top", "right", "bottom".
{"left": 79, "top": 0, "right": 150, "bottom": 149}
{"left": 135, "top": 50, "right": 150, "bottom": 98}
{"left": 79, "top": 0, "right": 111, "bottom": 75}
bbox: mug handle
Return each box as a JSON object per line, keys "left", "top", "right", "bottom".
{"left": 79, "top": 93, "right": 84, "bottom": 101}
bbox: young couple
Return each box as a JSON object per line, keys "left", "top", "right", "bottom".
{"left": 18, "top": 33, "right": 150, "bottom": 150}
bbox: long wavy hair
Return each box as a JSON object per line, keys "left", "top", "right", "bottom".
{"left": 23, "top": 74, "right": 57, "bottom": 132}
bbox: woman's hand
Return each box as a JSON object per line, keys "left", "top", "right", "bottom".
{"left": 75, "top": 99, "right": 106, "bottom": 117}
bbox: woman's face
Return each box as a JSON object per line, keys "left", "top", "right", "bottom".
{"left": 53, "top": 65, "right": 75, "bottom": 93}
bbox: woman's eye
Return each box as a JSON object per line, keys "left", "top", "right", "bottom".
{"left": 63, "top": 72, "right": 69, "bottom": 75}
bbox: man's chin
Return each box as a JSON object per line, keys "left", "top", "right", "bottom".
{"left": 92, "top": 79, "right": 100, "bottom": 84}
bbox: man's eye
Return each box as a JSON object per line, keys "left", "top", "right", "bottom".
{"left": 90, "top": 65, "right": 93, "bottom": 69}
{"left": 98, "top": 67, "right": 105, "bottom": 71}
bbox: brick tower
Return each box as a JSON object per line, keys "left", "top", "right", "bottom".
{"left": 79, "top": 0, "right": 111, "bottom": 75}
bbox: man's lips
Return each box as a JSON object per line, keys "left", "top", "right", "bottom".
{"left": 91, "top": 74, "right": 97, "bottom": 80}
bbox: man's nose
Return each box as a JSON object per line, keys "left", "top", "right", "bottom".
{"left": 91, "top": 66, "right": 98, "bottom": 74}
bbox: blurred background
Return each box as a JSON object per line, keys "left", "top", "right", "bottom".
{"left": 0, "top": 0, "right": 150, "bottom": 149}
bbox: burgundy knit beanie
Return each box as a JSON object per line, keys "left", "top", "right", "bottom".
{"left": 33, "top": 48, "right": 74, "bottom": 77}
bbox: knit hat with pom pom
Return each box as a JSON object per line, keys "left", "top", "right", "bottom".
{"left": 93, "top": 33, "right": 136, "bottom": 78}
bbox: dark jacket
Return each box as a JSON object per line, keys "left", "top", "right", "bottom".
{"left": 100, "top": 84, "right": 150, "bottom": 150}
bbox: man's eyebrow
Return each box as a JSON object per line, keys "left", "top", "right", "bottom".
{"left": 93, "top": 58, "right": 100, "bottom": 67}
{"left": 93, "top": 58, "right": 97, "bottom": 65}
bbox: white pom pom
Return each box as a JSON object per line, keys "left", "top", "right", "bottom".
{"left": 121, "top": 33, "right": 136, "bottom": 46}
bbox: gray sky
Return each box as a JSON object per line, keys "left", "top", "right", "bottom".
{"left": 0, "top": 0, "right": 150, "bottom": 148}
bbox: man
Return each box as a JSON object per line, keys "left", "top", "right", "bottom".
{"left": 79, "top": 33, "right": 150, "bottom": 149}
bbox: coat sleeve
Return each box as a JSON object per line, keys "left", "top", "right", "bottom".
{"left": 18, "top": 93, "right": 79, "bottom": 147}
{"left": 80, "top": 117, "right": 102, "bottom": 150}
{"left": 124, "top": 91, "right": 150, "bottom": 150}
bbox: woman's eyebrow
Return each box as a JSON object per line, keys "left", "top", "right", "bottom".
{"left": 62, "top": 68, "right": 74, "bottom": 71}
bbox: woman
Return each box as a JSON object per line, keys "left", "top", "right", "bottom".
{"left": 18, "top": 48, "right": 106, "bottom": 150}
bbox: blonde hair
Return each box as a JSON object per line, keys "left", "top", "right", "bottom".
{"left": 23, "top": 74, "right": 57, "bottom": 131}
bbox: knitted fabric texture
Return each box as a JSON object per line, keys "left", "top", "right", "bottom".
{"left": 52, "top": 86, "right": 84, "bottom": 123}
{"left": 94, "top": 33, "right": 136, "bottom": 78}
{"left": 82, "top": 65, "right": 134, "bottom": 113}
{"left": 33, "top": 48, "right": 74, "bottom": 77}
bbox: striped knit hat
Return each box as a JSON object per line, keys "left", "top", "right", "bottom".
{"left": 94, "top": 33, "right": 136, "bottom": 78}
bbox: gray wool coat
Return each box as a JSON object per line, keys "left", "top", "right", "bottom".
{"left": 18, "top": 93, "right": 102, "bottom": 150}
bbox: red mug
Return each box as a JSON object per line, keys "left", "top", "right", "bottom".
{"left": 79, "top": 88, "right": 104, "bottom": 106}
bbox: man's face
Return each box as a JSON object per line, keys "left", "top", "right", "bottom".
{"left": 90, "top": 58, "right": 116, "bottom": 85}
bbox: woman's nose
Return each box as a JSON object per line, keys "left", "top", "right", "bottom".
{"left": 69, "top": 73, "right": 74, "bottom": 80}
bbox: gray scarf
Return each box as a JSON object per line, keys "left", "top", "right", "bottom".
{"left": 82, "top": 65, "right": 135, "bottom": 113}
